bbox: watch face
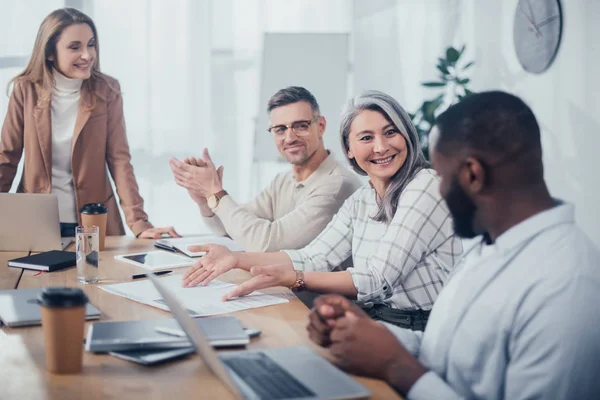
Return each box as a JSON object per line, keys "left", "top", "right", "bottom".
{"left": 513, "top": 0, "right": 562, "bottom": 74}
{"left": 207, "top": 195, "right": 218, "bottom": 209}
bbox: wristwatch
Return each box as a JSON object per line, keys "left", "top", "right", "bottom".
{"left": 289, "top": 270, "right": 306, "bottom": 292}
{"left": 207, "top": 190, "right": 228, "bottom": 210}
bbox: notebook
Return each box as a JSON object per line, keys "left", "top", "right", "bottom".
{"left": 0, "top": 288, "right": 101, "bottom": 327}
{"left": 155, "top": 236, "right": 243, "bottom": 257}
{"left": 8, "top": 250, "right": 76, "bottom": 272}
{"left": 85, "top": 316, "right": 249, "bottom": 352}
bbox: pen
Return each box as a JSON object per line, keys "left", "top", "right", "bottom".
{"left": 155, "top": 326, "right": 186, "bottom": 337}
{"left": 154, "top": 243, "right": 176, "bottom": 252}
{"left": 132, "top": 270, "right": 173, "bottom": 279}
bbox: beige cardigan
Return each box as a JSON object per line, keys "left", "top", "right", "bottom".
{"left": 0, "top": 74, "right": 152, "bottom": 236}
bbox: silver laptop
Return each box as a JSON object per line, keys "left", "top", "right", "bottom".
{"left": 146, "top": 272, "right": 370, "bottom": 400}
{"left": 0, "top": 193, "right": 71, "bottom": 251}
{"left": 0, "top": 287, "right": 101, "bottom": 327}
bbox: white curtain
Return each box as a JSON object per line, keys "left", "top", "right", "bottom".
{"left": 0, "top": 0, "right": 454, "bottom": 236}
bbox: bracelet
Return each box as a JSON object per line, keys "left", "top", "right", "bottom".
{"left": 289, "top": 270, "right": 306, "bottom": 292}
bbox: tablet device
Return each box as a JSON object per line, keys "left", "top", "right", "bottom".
{"left": 114, "top": 251, "right": 194, "bottom": 271}
{"left": 109, "top": 347, "right": 194, "bottom": 366}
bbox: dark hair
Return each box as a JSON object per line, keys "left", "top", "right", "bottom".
{"left": 340, "top": 90, "right": 429, "bottom": 223}
{"left": 267, "top": 86, "right": 320, "bottom": 114}
{"left": 434, "top": 91, "right": 543, "bottom": 183}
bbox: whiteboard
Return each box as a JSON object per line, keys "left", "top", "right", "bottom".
{"left": 254, "top": 33, "right": 350, "bottom": 162}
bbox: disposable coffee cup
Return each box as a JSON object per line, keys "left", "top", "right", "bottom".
{"left": 37, "top": 287, "right": 88, "bottom": 374}
{"left": 80, "top": 203, "right": 108, "bottom": 251}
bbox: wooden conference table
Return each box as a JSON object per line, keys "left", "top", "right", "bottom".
{"left": 1, "top": 236, "right": 401, "bottom": 399}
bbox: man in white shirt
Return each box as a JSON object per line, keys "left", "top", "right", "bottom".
{"left": 170, "top": 86, "right": 361, "bottom": 252}
{"left": 306, "top": 91, "right": 600, "bottom": 399}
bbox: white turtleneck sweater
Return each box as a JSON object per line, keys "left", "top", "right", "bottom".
{"left": 51, "top": 69, "right": 83, "bottom": 223}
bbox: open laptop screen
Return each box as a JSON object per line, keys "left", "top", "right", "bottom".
{"left": 145, "top": 272, "right": 242, "bottom": 398}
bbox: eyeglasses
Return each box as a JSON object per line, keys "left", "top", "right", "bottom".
{"left": 267, "top": 116, "right": 320, "bottom": 136}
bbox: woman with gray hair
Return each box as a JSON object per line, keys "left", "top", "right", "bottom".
{"left": 182, "top": 90, "right": 462, "bottom": 330}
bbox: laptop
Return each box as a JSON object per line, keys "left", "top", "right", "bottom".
{"left": 0, "top": 287, "right": 101, "bottom": 327}
{"left": 0, "top": 193, "right": 71, "bottom": 252}
{"left": 146, "top": 272, "right": 370, "bottom": 400}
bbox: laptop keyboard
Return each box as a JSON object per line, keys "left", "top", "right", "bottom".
{"left": 222, "top": 352, "right": 316, "bottom": 399}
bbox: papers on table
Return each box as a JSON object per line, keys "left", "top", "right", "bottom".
{"left": 156, "top": 236, "right": 243, "bottom": 257}
{"left": 99, "top": 274, "right": 288, "bottom": 316}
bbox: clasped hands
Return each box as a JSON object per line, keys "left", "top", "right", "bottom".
{"left": 169, "top": 148, "right": 224, "bottom": 204}
{"left": 306, "top": 295, "right": 429, "bottom": 395}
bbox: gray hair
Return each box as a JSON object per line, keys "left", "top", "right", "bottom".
{"left": 340, "top": 90, "right": 429, "bottom": 224}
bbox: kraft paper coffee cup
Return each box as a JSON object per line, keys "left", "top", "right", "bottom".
{"left": 80, "top": 203, "right": 108, "bottom": 251}
{"left": 37, "top": 287, "right": 88, "bottom": 374}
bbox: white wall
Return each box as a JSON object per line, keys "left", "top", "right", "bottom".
{"left": 352, "top": 0, "right": 600, "bottom": 247}
{"left": 458, "top": 0, "right": 600, "bottom": 246}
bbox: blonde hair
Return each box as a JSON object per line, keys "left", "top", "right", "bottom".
{"left": 7, "top": 8, "right": 116, "bottom": 107}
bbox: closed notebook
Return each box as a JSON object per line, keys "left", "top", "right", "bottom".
{"left": 8, "top": 250, "right": 76, "bottom": 272}
{"left": 85, "top": 316, "right": 249, "bottom": 353}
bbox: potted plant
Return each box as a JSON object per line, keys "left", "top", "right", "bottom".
{"left": 409, "top": 45, "right": 475, "bottom": 159}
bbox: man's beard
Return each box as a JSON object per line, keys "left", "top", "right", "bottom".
{"left": 286, "top": 145, "right": 316, "bottom": 166}
{"left": 445, "top": 176, "right": 478, "bottom": 238}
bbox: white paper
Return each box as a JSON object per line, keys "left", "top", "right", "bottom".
{"left": 157, "top": 235, "right": 243, "bottom": 257}
{"left": 99, "top": 274, "right": 288, "bottom": 316}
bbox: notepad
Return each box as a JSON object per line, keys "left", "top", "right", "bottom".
{"left": 8, "top": 250, "right": 76, "bottom": 272}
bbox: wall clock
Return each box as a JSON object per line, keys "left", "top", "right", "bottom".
{"left": 513, "top": 0, "right": 563, "bottom": 74}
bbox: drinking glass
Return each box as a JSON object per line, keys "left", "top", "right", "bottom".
{"left": 75, "top": 225, "right": 99, "bottom": 284}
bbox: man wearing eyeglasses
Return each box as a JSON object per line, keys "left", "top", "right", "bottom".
{"left": 170, "top": 86, "right": 361, "bottom": 252}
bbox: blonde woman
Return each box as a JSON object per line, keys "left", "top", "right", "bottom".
{"left": 183, "top": 91, "right": 463, "bottom": 330}
{"left": 0, "top": 8, "right": 178, "bottom": 238}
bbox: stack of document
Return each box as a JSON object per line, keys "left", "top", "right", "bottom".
{"left": 155, "top": 235, "right": 243, "bottom": 257}
{"left": 99, "top": 274, "right": 288, "bottom": 316}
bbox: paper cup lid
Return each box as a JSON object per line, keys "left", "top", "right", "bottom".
{"left": 80, "top": 203, "right": 108, "bottom": 215}
{"left": 37, "top": 287, "right": 89, "bottom": 308}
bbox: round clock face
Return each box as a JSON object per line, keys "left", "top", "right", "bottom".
{"left": 513, "top": 0, "right": 563, "bottom": 74}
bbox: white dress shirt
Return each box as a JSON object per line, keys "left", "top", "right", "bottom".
{"left": 386, "top": 202, "right": 600, "bottom": 399}
{"left": 284, "top": 169, "right": 462, "bottom": 310}
{"left": 50, "top": 69, "right": 82, "bottom": 223}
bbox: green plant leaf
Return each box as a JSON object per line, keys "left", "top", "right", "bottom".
{"left": 422, "top": 81, "right": 446, "bottom": 87}
{"left": 464, "top": 88, "right": 474, "bottom": 96}
{"left": 456, "top": 78, "right": 470, "bottom": 85}
{"left": 436, "top": 64, "right": 449, "bottom": 75}
{"left": 423, "top": 101, "right": 440, "bottom": 122}
{"left": 463, "top": 61, "right": 474, "bottom": 70}
{"left": 446, "top": 47, "right": 460, "bottom": 64}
